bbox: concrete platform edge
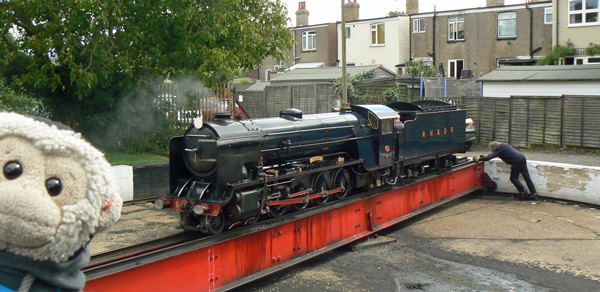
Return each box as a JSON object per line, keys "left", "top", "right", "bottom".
{"left": 483, "top": 159, "right": 600, "bottom": 206}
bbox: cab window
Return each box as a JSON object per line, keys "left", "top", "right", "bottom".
{"left": 382, "top": 119, "right": 393, "bottom": 134}
{"left": 368, "top": 112, "right": 379, "bottom": 129}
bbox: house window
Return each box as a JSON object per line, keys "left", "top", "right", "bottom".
{"left": 498, "top": 12, "right": 516, "bottom": 37}
{"left": 589, "top": 57, "right": 600, "bottom": 63}
{"left": 448, "top": 59, "right": 464, "bottom": 79}
{"left": 544, "top": 7, "right": 553, "bottom": 24}
{"left": 562, "top": 55, "right": 600, "bottom": 64}
{"left": 413, "top": 18, "right": 426, "bottom": 33}
{"left": 345, "top": 27, "right": 351, "bottom": 39}
{"left": 371, "top": 23, "right": 385, "bottom": 45}
{"left": 448, "top": 16, "right": 465, "bottom": 41}
{"left": 302, "top": 31, "right": 316, "bottom": 51}
{"left": 568, "top": 0, "right": 599, "bottom": 25}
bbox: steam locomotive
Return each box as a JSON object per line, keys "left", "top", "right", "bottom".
{"left": 155, "top": 102, "right": 466, "bottom": 234}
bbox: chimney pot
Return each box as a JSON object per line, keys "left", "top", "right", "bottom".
{"left": 344, "top": 0, "right": 360, "bottom": 21}
{"left": 296, "top": 1, "right": 309, "bottom": 26}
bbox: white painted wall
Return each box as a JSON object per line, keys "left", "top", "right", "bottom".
{"left": 483, "top": 159, "right": 600, "bottom": 206}
{"left": 338, "top": 16, "right": 410, "bottom": 74}
{"left": 111, "top": 165, "right": 134, "bottom": 201}
{"left": 482, "top": 81, "right": 600, "bottom": 97}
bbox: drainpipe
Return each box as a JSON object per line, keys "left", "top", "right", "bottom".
{"left": 292, "top": 29, "right": 296, "bottom": 67}
{"left": 409, "top": 15, "right": 412, "bottom": 68}
{"left": 432, "top": 11, "right": 437, "bottom": 72}
{"left": 555, "top": 0, "right": 559, "bottom": 47}
{"left": 527, "top": 5, "right": 533, "bottom": 59}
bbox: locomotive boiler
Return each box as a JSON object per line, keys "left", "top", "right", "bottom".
{"left": 156, "top": 103, "right": 466, "bottom": 234}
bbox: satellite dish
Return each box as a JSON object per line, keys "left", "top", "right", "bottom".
{"left": 193, "top": 114, "right": 204, "bottom": 129}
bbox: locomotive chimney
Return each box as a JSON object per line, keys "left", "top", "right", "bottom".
{"left": 296, "top": 1, "right": 309, "bottom": 26}
{"left": 344, "top": 0, "right": 360, "bottom": 21}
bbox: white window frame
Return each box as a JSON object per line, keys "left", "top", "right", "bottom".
{"left": 448, "top": 59, "right": 464, "bottom": 79}
{"left": 371, "top": 23, "right": 385, "bottom": 46}
{"left": 448, "top": 16, "right": 465, "bottom": 41}
{"left": 544, "top": 7, "right": 553, "bottom": 24}
{"left": 302, "top": 31, "right": 316, "bottom": 51}
{"left": 568, "top": 0, "right": 599, "bottom": 26}
{"left": 345, "top": 27, "right": 351, "bottom": 39}
{"left": 588, "top": 56, "right": 600, "bottom": 63}
{"left": 498, "top": 12, "right": 517, "bottom": 38}
{"left": 412, "top": 18, "right": 426, "bottom": 33}
{"left": 561, "top": 55, "right": 600, "bottom": 64}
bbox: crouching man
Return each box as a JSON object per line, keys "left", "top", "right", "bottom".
{"left": 474, "top": 141, "right": 538, "bottom": 201}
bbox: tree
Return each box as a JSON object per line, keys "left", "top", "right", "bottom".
{"left": 332, "top": 69, "right": 377, "bottom": 104}
{"left": 388, "top": 11, "right": 407, "bottom": 17}
{"left": 0, "top": 0, "right": 293, "bottom": 140}
{"left": 537, "top": 42, "right": 576, "bottom": 65}
{"left": 402, "top": 58, "right": 437, "bottom": 77}
{"left": 586, "top": 42, "right": 600, "bottom": 56}
{"left": 0, "top": 78, "right": 45, "bottom": 116}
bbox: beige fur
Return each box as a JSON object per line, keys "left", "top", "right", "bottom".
{"left": 0, "top": 112, "right": 122, "bottom": 263}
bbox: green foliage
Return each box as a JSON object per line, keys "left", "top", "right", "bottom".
{"left": 332, "top": 69, "right": 377, "bottom": 104}
{"left": 0, "top": 78, "right": 46, "bottom": 115}
{"left": 586, "top": 43, "right": 600, "bottom": 56}
{"left": 105, "top": 153, "right": 168, "bottom": 166}
{"left": 235, "top": 78, "right": 255, "bottom": 85}
{"left": 402, "top": 58, "right": 437, "bottom": 77}
{"left": 388, "top": 11, "right": 407, "bottom": 17}
{"left": 382, "top": 83, "right": 411, "bottom": 104}
{"left": 0, "top": 0, "right": 293, "bottom": 153}
{"left": 537, "top": 43, "right": 576, "bottom": 65}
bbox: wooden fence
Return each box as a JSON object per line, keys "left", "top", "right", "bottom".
{"left": 158, "top": 80, "right": 600, "bottom": 149}
{"left": 240, "top": 84, "right": 340, "bottom": 119}
{"left": 240, "top": 80, "right": 410, "bottom": 119}
{"left": 465, "top": 95, "right": 600, "bottom": 149}
{"left": 157, "top": 81, "right": 238, "bottom": 125}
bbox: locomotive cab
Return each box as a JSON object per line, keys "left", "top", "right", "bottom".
{"left": 350, "top": 105, "right": 399, "bottom": 170}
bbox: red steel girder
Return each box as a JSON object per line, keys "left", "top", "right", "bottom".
{"left": 84, "top": 163, "right": 484, "bottom": 292}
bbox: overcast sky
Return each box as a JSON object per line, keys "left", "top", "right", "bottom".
{"left": 280, "top": 0, "right": 528, "bottom": 26}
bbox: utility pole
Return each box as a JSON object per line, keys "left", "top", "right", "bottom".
{"left": 341, "top": 0, "right": 348, "bottom": 107}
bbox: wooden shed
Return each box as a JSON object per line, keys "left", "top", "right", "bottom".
{"left": 479, "top": 65, "right": 600, "bottom": 97}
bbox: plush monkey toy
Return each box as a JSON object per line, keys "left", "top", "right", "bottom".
{"left": 0, "top": 112, "right": 122, "bottom": 291}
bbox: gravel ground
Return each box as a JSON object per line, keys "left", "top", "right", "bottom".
{"left": 463, "top": 143, "right": 600, "bottom": 167}
{"left": 231, "top": 193, "right": 600, "bottom": 292}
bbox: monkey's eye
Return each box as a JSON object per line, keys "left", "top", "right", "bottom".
{"left": 46, "top": 178, "right": 62, "bottom": 196}
{"left": 4, "top": 161, "right": 23, "bottom": 180}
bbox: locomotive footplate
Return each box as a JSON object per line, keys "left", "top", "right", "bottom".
{"left": 84, "top": 162, "right": 486, "bottom": 292}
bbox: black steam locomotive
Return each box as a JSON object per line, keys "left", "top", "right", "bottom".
{"left": 155, "top": 102, "right": 466, "bottom": 234}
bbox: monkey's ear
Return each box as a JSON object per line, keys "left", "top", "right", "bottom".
{"left": 95, "top": 191, "right": 123, "bottom": 233}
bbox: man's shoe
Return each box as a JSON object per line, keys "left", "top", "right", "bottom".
{"left": 519, "top": 190, "right": 531, "bottom": 200}
{"left": 525, "top": 193, "right": 538, "bottom": 201}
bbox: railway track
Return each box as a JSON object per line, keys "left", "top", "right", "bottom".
{"left": 122, "top": 196, "right": 158, "bottom": 206}
{"left": 86, "top": 232, "right": 198, "bottom": 269}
